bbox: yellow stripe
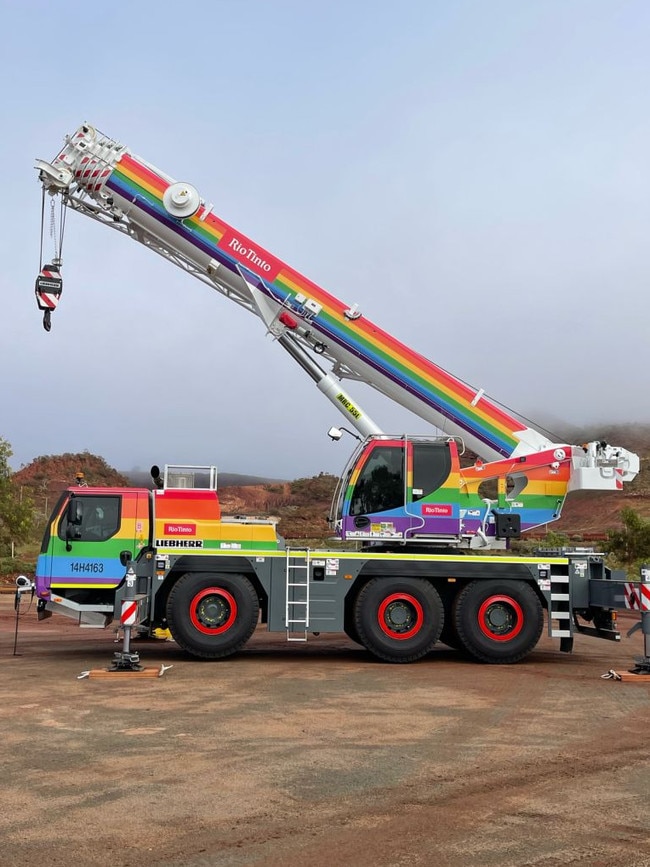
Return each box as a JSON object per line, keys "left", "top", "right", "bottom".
{"left": 153, "top": 548, "right": 568, "bottom": 565}
{"left": 119, "top": 162, "right": 161, "bottom": 199}
{"left": 275, "top": 277, "right": 515, "bottom": 440}
{"left": 276, "top": 271, "right": 307, "bottom": 294}
{"left": 306, "top": 551, "right": 569, "bottom": 565}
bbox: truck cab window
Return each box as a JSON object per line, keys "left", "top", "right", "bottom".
{"left": 58, "top": 496, "right": 121, "bottom": 542}
{"left": 350, "top": 446, "right": 405, "bottom": 516}
{"left": 412, "top": 442, "right": 452, "bottom": 501}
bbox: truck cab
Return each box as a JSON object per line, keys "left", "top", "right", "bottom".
{"left": 34, "top": 465, "right": 280, "bottom": 628}
{"left": 35, "top": 487, "right": 150, "bottom": 610}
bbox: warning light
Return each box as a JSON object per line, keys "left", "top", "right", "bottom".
{"left": 278, "top": 311, "right": 298, "bottom": 329}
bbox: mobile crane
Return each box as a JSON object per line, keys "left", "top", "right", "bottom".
{"left": 26, "top": 122, "right": 646, "bottom": 665}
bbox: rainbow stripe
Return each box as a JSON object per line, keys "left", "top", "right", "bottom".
{"left": 36, "top": 489, "right": 149, "bottom": 590}
{"left": 107, "top": 154, "right": 529, "bottom": 457}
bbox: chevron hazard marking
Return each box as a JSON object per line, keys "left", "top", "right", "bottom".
{"left": 121, "top": 600, "right": 138, "bottom": 626}
{"left": 625, "top": 583, "right": 641, "bottom": 610}
{"left": 642, "top": 583, "right": 650, "bottom": 612}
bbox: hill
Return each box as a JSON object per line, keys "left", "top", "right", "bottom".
{"left": 13, "top": 456, "right": 288, "bottom": 517}
{"left": 14, "top": 452, "right": 129, "bottom": 510}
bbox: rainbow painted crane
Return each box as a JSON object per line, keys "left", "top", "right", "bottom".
{"left": 35, "top": 124, "right": 639, "bottom": 549}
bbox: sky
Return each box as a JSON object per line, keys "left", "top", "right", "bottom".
{"left": 1, "top": 0, "right": 649, "bottom": 479}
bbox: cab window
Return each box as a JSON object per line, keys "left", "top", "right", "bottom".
{"left": 412, "top": 442, "right": 452, "bottom": 501}
{"left": 350, "top": 446, "right": 405, "bottom": 516}
{"left": 58, "top": 496, "right": 121, "bottom": 542}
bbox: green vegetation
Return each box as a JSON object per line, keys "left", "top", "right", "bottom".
{"left": 276, "top": 473, "right": 339, "bottom": 544}
{"left": 287, "top": 472, "right": 339, "bottom": 505}
{"left": 15, "top": 450, "right": 129, "bottom": 491}
{"left": 0, "top": 443, "right": 130, "bottom": 583}
{"left": 607, "top": 507, "right": 650, "bottom": 570}
{"left": 0, "top": 437, "right": 34, "bottom": 557}
{"left": 510, "top": 530, "right": 571, "bottom": 556}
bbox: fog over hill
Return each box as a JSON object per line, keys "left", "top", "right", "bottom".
{"left": 122, "top": 422, "right": 650, "bottom": 488}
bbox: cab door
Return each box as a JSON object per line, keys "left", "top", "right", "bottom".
{"left": 46, "top": 490, "right": 148, "bottom": 597}
{"left": 405, "top": 440, "right": 460, "bottom": 539}
{"left": 344, "top": 439, "right": 408, "bottom": 541}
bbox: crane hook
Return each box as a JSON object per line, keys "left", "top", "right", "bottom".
{"left": 35, "top": 263, "right": 62, "bottom": 333}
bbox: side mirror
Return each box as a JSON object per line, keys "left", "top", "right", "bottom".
{"left": 65, "top": 498, "right": 83, "bottom": 550}
{"left": 67, "top": 498, "right": 83, "bottom": 526}
{"left": 327, "top": 426, "right": 361, "bottom": 442}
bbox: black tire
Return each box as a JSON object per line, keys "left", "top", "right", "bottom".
{"left": 353, "top": 577, "right": 443, "bottom": 663}
{"left": 166, "top": 572, "right": 259, "bottom": 659}
{"left": 343, "top": 607, "right": 363, "bottom": 645}
{"left": 453, "top": 580, "right": 543, "bottom": 664}
{"left": 343, "top": 622, "right": 363, "bottom": 645}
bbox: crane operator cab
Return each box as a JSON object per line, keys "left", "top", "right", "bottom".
{"left": 330, "top": 435, "right": 464, "bottom": 548}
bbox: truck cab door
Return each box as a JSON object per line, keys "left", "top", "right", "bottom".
{"left": 405, "top": 440, "right": 460, "bottom": 540}
{"left": 343, "top": 439, "right": 409, "bottom": 542}
{"left": 43, "top": 491, "right": 148, "bottom": 598}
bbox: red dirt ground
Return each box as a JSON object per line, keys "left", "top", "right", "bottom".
{"left": 1, "top": 594, "right": 649, "bottom": 867}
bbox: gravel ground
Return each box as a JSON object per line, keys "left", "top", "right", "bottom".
{"left": 1, "top": 594, "right": 649, "bottom": 867}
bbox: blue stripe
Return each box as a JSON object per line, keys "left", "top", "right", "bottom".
{"left": 107, "top": 176, "right": 513, "bottom": 457}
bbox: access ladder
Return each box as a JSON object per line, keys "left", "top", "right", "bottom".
{"left": 285, "top": 548, "right": 311, "bottom": 641}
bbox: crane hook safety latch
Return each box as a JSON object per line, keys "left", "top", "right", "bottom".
{"left": 35, "top": 265, "right": 63, "bottom": 332}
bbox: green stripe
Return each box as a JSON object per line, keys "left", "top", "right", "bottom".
{"left": 272, "top": 279, "right": 515, "bottom": 450}
{"left": 113, "top": 169, "right": 164, "bottom": 211}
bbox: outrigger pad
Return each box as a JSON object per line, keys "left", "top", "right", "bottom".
{"left": 78, "top": 665, "right": 173, "bottom": 680}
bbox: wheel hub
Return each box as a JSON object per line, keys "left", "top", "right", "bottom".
{"left": 197, "top": 595, "right": 230, "bottom": 628}
{"left": 478, "top": 595, "right": 524, "bottom": 641}
{"left": 485, "top": 604, "right": 512, "bottom": 633}
{"left": 377, "top": 593, "right": 424, "bottom": 640}
{"left": 385, "top": 601, "right": 413, "bottom": 631}
{"left": 190, "top": 587, "right": 237, "bottom": 635}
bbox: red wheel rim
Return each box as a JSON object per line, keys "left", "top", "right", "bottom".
{"left": 477, "top": 595, "right": 524, "bottom": 642}
{"left": 190, "top": 587, "right": 237, "bottom": 635}
{"left": 377, "top": 593, "right": 424, "bottom": 640}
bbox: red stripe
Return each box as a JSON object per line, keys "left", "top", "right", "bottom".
{"left": 38, "top": 294, "right": 58, "bottom": 309}
{"left": 625, "top": 583, "right": 640, "bottom": 609}
{"left": 121, "top": 601, "right": 138, "bottom": 624}
{"left": 641, "top": 584, "right": 650, "bottom": 611}
{"left": 120, "top": 153, "right": 167, "bottom": 193}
